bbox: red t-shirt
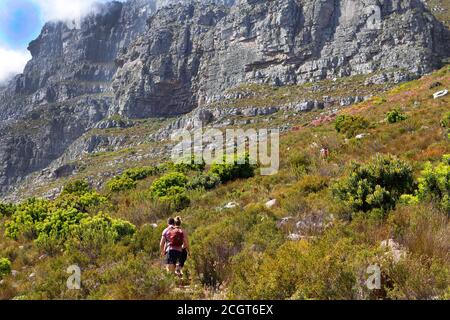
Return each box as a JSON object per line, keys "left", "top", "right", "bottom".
{"left": 162, "top": 226, "right": 184, "bottom": 252}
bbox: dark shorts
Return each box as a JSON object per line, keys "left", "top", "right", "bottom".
{"left": 165, "top": 249, "right": 188, "bottom": 267}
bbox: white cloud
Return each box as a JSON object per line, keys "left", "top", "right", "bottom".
{"left": 32, "top": 0, "right": 120, "bottom": 23}
{"left": 0, "top": 47, "right": 31, "bottom": 84}
{"left": 0, "top": 1, "right": 118, "bottom": 84}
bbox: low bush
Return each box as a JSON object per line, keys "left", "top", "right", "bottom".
{"left": 440, "top": 112, "right": 450, "bottom": 128}
{"left": 189, "top": 206, "right": 275, "bottom": 288}
{"left": 78, "top": 213, "right": 136, "bottom": 241}
{"left": 187, "top": 173, "right": 221, "bottom": 190}
{"left": 0, "top": 203, "right": 16, "bottom": 218}
{"left": 122, "top": 166, "right": 159, "bottom": 181}
{"left": 0, "top": 258, "right": 12, "bottom": 279}
{"left": 150, "top": 172, "right": 188, "bottom": 197}
{"left": 107, "top": 176, "right": 137, "bottom": 192}
{"left": 69, "top": 213, "right": 136, "bottom": 260}
{"left": 296, "top": 175, "right": 328, "bottom": 194}
{"left": 54, "top": 191, "right": 107, "bottom": 212}
{"left": 417, "top": 154, "right": 450, "bottom": 213}
{"left": 5, "top": 198, "right": 52, "bottom": 240}
{"left": 171, "top": 161, "right": 206, "bottom": 173}
{"left": 61, "top": 180, "right": 91, "bottom": 196}
{"left": 90, "top": 254, "right": 178, "bottom": 299}
{"left": 209, "top": 154, "right": 256, "bottom": 183}
{"left": 229, "top": 230, "right": 377, "bottom": 300}
{"left": 386, "top": 109, "right": 407, "bottom": 124}
{"left": 106, "top": 166, "right": 161, "bottom": 193}
{"left": 333, "top": 154, "right": 415, "bottom": 216}
{"left": 383, "top": 254, "right": 450, "bottom": 300}
{"left": 157, "top": 187, "right": 191, "bottom": 212}
{"left": 35, "top": 208, "right": 88, "bottom": 252}
{"left": 335, "top": 114, "right": 370, "bottom": 138}
{"left": 131, "top": 224, "right": 166, "bottom": 257}
{"left": 150, "top": 172, "right": 191, "bottom": 211}
{"left": 287, "top": 151, "right": 313, "bottom": 178}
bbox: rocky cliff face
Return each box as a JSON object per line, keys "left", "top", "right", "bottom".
{"left": 0, "top": 0, "right": 158, "bottom": 194}
{"left": 113, "top": 0, "right": 450, "bottom": 119}
{"left": 0, "top": 0, "right": 449, "bottom": 197}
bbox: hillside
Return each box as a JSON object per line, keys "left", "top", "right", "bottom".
{"left": 0, "top": 64, "right": 449, "bottom": 300}
{"left": 426, "top": 0, "right": 450, "bottom": 27}
{"left": 0, "top": 0, "right": 449, "bottom": 301}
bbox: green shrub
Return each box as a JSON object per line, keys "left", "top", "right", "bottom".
{"left": 333, "top": 154, "right": 415, "bottom": 216}
{"left": 243, "top": 219, "right": 285, "bottom": 253}
{"left": 386, "top": 109, "right": 407, "bottom": 124}
{"left": 335, "top": 114, "right": 370, "bottom": 138}
{"left": 188, "top": 173, "right": 221, "bottom": 190}
{"left": 399, "top": 194, "right": 420, "bottom": 206}
{"left": 61, "top": 180, "right": 91, "bottom": 196}
{"left": 54, "top": 191, "right": 107, "bottom": 212}
{"left": 288, "top": 151, "right": 313, "bottom": 178}
{"left": 0, "top": 203, "right": 16, "bottom": 218}
{"left": 106, "top": 166, "right": 160, "bottom": 193}
{"left": 35, "top": 208, "right": 88, "bottom": 251}
{"left": 131, "top": 224, "right": 166, "bottom": 257}
{"left": 440, "top": 112, "right": 450, "bottom": 128}
{"left": 150, "top": 172, "right": 190, "bottom": 212}
{"left": 209, "top": 154, "right": 256, "bottom": 183}
{"left": 157, "top": 186, "right": 191, "bottom": 212}
{"left": 441, "top": 112, "right": 450, "bottom": 140}
{"left": 69, "top": 213, "right": 136, "bottom": 260}
{"left": 0, "top": 258, "right": 12, "bottom": 279}
{"left": 417, "top": 155, "right": 450, "bottom": 213}
{"left": 122, "top": 166, "right": 159, "bottom": 181}
{"left": 107, "top": 176, "right": 137, "bottom": 192}
{"left": 5, "top": 198, "right": 51, "bottom": 240}
{"left": 111, "top": 217, "right": 137, "bottom": 240}
{"left": 150, "top": 172, "right": 188, "bottom": 197}
{"left": 296, "top": 175, "right": 328, "bottom": 194}
{"left": 189, "top": 206, "right": 274, "bottom": 288}
{"left": 77, "top": 213, "right": 136, "bottom": 241}
{"left": 229, "top": 231, "right": 376, "bottom": 300}
{"left": 90, "top": 254, "right": 177, "bottom": 299}
{"left": 383, "top": 254, "right": 450, "bottom": 300}
{"left": 165, "top": 156, "right": 206, "bottom": 173}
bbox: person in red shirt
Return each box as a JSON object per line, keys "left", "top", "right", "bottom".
{"left": 160, "top": 216, "right": 190, "bottom": 275}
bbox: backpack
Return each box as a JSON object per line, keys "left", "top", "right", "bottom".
{"left": 168, "top": 227, "right": 184, "bottom": 247}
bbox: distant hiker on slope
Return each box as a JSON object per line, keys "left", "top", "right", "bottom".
{"left": 160, "top": 216, "right": 190, "bottom": 276}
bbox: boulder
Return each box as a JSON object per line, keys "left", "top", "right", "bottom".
{"left": 355, "top": 133, "right": 370, "bottom": 140}
{"left": 217, "top": 202, "right": 239, "bottom": 211}
{"left": 265, "top": 199, "right": 279, "bottom": 209}
{"left": 433, "top": 89, "right": 448, "bottom": 99}
{"left": 287, "top": 233, "right": 302, "bottom": 241}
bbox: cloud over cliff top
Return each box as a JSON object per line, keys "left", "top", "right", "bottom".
{"left": 33, "top": 0, "right": 114, "bottom": 22}
{"left": 0, "top": 0, "right": 119, "bottom": 84}
{"left": 0, "top": 47, "right": 31, "bottom": 83}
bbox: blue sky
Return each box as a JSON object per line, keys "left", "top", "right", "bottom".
{"left": 0, "top": 0, "right": 116, "bottom": 83}
{"left": 0, "top": 0, "right": 42, "bottom": 50}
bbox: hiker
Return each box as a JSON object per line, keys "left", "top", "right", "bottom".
{"left": 174, "top": 216, "right": 189, "bottom": 277}
{"left": 320, "top": 147, "right": 330, "bottom": 159}
{"left": 160, "top": 216, "right": 190, "bottom": 276}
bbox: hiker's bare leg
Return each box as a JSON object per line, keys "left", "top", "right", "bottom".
{"left": 166, "top": 264, "right": 176, "bottom": 273}
{"left": 175, "top": 265, "right": 183, "bottom": 278}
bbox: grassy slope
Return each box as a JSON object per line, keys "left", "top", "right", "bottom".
{"left": 0, "top": 65, "right": 449, "bottom": 300}
{"left": 427, "top": 0, "right": 450, "bottom": 27}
